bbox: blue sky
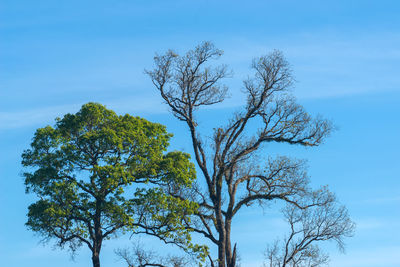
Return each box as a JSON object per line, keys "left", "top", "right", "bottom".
{"left": 1, "top": 0, "right": 400, "bottom": 266}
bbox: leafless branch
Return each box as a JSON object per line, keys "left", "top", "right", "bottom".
{"left": 265, "top": 195, "right": 355, "bottom": 267}
{"left": 116, "top": 241, "right": 195, "bottom": 267}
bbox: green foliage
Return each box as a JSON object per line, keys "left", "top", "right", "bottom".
{"left": 22, "top": 102, "right": 202, "bottom": 257}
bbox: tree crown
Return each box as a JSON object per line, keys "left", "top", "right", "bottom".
{"left": 22, "top": 102, "right": 205, "bottom": 260}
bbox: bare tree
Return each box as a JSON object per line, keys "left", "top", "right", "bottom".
{"left": 146, "top": 42, "right": 354, "bottom": 267}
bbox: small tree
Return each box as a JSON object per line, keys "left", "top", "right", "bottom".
{"left": 22, "top": 103, "right": 199, "bottom": 267}
{"left": 146, "top": 42, "right": 355, "bottom": 266}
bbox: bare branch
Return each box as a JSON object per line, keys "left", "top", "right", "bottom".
{"left": 148, "top": 42, "right": 351, "bottom": 267}
{"left": 116, "top": 241, "right": 196, "bottom": 267}
{"left": 265, "top": 195, "right": 355, "bottom": 267}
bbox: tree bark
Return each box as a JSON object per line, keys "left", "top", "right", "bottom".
{"left": 216, "top": 214, "right": 226, "bottom": 266}
{"left": 92, "top": 199, "right": 103, "bottom": 267}
{"left": 92, "top": 251, "right": 100, "bottom": 267}
{"left": 218, "top": 237, "right": 226, "bottom": 267}
{"left": 91, "top": 238, "right": 102, "bottom": 267}
{"left": 225, "top": 219, "right": 234, "bottom": 267}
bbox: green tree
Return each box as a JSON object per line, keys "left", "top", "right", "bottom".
{"left": 22, "top": 103, "right": 201, "bottom": 267}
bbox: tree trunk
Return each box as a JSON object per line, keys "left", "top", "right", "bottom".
{"left": 91, "top": 238, "right": 102, "bottom": 267}
{"left": 91, "top": 233, "right": 102, "bottom": 267}
{"left": 92, "top": 199, "right": 103, "bottom": 267}
{"left": 218, "top": 237, "right": 226, "bottom": 267}
{"left": 217, "top": 207, "right": 226, "bottom": 266}
{"left": 92, "top": 251, "right": 100, "bottom": 267}
{"left": 225, "top": 219, "right": 235, "bottom": 267}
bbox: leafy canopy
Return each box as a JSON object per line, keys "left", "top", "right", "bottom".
{"left": 22, "top": 102, "right": 204, "bottom": 258}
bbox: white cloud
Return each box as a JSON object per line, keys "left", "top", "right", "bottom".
{"left": 0, "top": 94, "right": 246, "bottom": 131}
{"left": 355, "top": 218, "right": 385, "bottom": 230}
{"left": 0, "top": 96, "right": 167, "bottom": 130}
{"left": 0, "top": 104, "right": 80, "bottom": 130}
{"left": 331, "top": 246, "right": 400, "bottom": 267}
{"left": 353, "top": 217, "right": 400, "bottom": 232}
{"left": 363, "top": 195, "right": 400, "bottom": 205}
{"left": 219, "top": 31, "right": 400, "bottom": 100}
{"left": 3, "top": 31, "right": 400, "bottom": 131}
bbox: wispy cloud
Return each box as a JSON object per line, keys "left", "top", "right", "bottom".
{"left": 0, "top": 104, "right": 80, "bottom": 130}
{"left": 355, "top": 218, "right": 386, "bottom": 230}
{"left": 219, "top": 31, "right": 400, "bottom": 100}
{"left": 0, "top": 102, "right": 139, "bottom": 131}
{"left": 0, "top": 93, "right": 249, "bottom": 131}
{"left": 352, "top": 216, "right": 400, "bottom": 232}
{"left": 331, "top": 246, "right": 400, "bottom": 267}
{"left": 363, "top": 195, "right": 400, "bottom": 205}
{"left": 2, "top": 30, "right": 400, "bottom": 130}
